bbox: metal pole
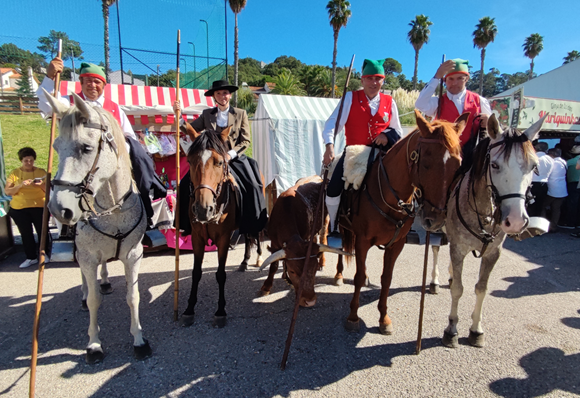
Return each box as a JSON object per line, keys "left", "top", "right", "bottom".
{"left": 224, "top": 0, "right": 228, "bottom": 79}
{"left": 116, "top": 0, "right": 124, "bottom": 84}
{"left": 180, "top": 58, "right": 187, "bottom": 78}
{"left": 200, "top": 19, "right": 209, "bottom": 89}
{"left": 157, "top": 65, "right": 160, "bottom": 87}
{"left": 188, "top": 42, "right": 196, "bottom": 85}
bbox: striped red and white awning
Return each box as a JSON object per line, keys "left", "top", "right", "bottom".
{"left": 59, "top": 81, "right": 214, "bottom": 126}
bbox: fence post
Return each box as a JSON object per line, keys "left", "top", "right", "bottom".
{"left": 19, "top": 97, "right": 24, "bottom": 114}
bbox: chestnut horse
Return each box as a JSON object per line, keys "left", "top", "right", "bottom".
{"left": 340, "top": 110, "right": 467, "bottom": 334}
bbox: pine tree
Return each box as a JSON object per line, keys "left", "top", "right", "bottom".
{"left": 16, "top": 66, "right": 34, "bottom": 97}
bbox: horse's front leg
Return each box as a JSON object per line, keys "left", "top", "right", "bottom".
{"left": 182, "top": 234, "right": 206, "bottom": 327}
{"left": 80, "top": 262, "right": 104, "bottom": 364}
{"left": 443, "top": 243, "right": 467, "bottom": 348}
{"left": 80, "top": 268, "right": 89, "bottom": 311}
{"left": 469, "top": 246, "right": 501, "bottom": 347}
{"left": 377, "top": 238, "right": 406, "bottom": 335}
{"left": 429, "top": 246, "right": 441, "bottom": 294}
{"left": 214, "top": 233, "right": 230, "bottom": 328}
{"left": 99, "top": 261, "right": 114, "bottom": 295}
{"left": 255, "top": 232, "right": 263, "bottom": 268}
{"left": 334, "top": 255, "right": 344, "bottom": 286}
{"left": 122, "top": 244, "right": 152, "bottom": 360}
{"left": 260, "top": 260, "right": 279, "bottom": 296}
{"left": 238, "top": 234, "right": 251, "bottom": 272}
{"left": 346, "top": 238, "right": 371, "bottom": 332}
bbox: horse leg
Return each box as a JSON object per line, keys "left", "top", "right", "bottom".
{"left": 122, "top": 246, "right": 152, "bottom": 360}
{"left": 182, "top": 237, "right": 206, "bottom": 327}
{"left": 334, "top": 255, "right": 344, "bottom": 286}
{"left": 429, "top": 246, "right": 440, "bottom": 294}
{"left": 238, "top": 234, "right": 251, "bottom": 272}
{"left": 469, "top": 247, "right": 501, "bottom": 348}
{"left": 80, "top": 268, "right": 89, "bottom": 311}
{"left": 346, "top": 239, "right": 371, "bottom": 332}
{"left": 99, "top": 261, "right": 114, "bottom": 295}
{"left": 81, "top": 263, "right": 104, "bottom": 364}
{"left": 443, "top": 245, "right": 466, "bottom": 348}
{"left": 254, "top": 232, "right": 263, "bottom": 268}
{"left": 260, "top": 260, "right": 279, "bottom": 296}
{"left": 319, "top": 224, "right": 328, "bottom": 271}
{"left": 377, "top": 238, "right": 406, "bottom": 335}
{"left": 213, "top": 234, "right": 230, "bottom": 328}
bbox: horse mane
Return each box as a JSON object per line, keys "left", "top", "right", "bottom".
{"left": 187, "top": 129, "right": 229, "bottom": 160}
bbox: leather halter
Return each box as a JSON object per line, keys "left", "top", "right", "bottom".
{"left": 189, "top": 157, "right": 231, "bottom": 224}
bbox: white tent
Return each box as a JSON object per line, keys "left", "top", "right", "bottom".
{"left": 252, "top": 94, "right": 346, "bottom": 196}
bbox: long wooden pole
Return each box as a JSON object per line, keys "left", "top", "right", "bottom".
{"left": 415, "top": 231, "right": 430, "bottom": 354}
{"left": 436, "top": 54, "right": 446, "bottom": 120}
{"left": 280, "top": 55, "right": 355, "bottom": 370}
{"left": 29, "top": 39, "right": 62, "bottom": 398}
{"left": 173, "top": 30, "right": 182, "bottom": 321}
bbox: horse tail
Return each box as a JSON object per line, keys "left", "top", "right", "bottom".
{"left": 342, "top": 228, "right": 355, "bottom": 266}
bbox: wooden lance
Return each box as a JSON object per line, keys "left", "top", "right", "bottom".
{"left": 29, "top": 39, "right": 62, "bottom": 398}
{"left": 173, "top": 30, "right": 182, "bottom": 321}
{"left": 280, "top": 54, "right": 355, "bottom": 370}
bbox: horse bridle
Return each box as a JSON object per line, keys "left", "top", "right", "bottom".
{"left": 189, "top": 160, "right": 231, "bottom": 224}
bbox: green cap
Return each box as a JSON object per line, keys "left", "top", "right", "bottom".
{"left": 446, "top": 59, "right": 470, "bottom": 78}
{"left": 361, "top": 59, "right": 385, "bottom": 78}
{"left": 79, "top": 62, "right": 106, "bottom": 83}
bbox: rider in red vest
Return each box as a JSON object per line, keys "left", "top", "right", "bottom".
{"left": 322, "top": 59, "right": 403, "bottom": 245}
{"left": 415, "top": 59, "right": 492, "bottom": 147}
{"left": 36, "top": 59, "right": 165, "bottom": 228}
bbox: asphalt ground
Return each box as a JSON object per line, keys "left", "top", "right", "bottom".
{"left": 1, "top": 229, "right": 580, "bottom": 397}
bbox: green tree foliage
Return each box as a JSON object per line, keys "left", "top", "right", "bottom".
{"left": 15, "top": 66, "right": 34, "bottom": 97}
{"left": 407, "top": 14, "right": 432, "bottom": 90}
{"left": 0, "top": 43, "right": 46, "bottom": 73}
{"left": 563, "top": 50, "right": 580, "bottom": 64}
{"left": 522, "top": 33, "right": 543, "bottom": 80}
{"left": 228, "top": 0, "right": 248, "bottom": 106}
{"left": 300, "top": 65, "right": 326, "bottom": 96}
{"left": 326, "top": 0, "right": 351, "bottom": 98}
{"left": 236, "top": 86, "right": 256, "bottom": 115}
{"left": 472, "top": 16, "right": 498, "bottom": 95}
{"left": 272, "top": 68, "right": 306, "bottom": 96}
{"left": 229, "top": 57, "right": 266, "bottom": 86}
{"left": 311, "top": 69, "right": 339, "bottom": 98}
{"left": 37, "top": 30, "right": 83, "bottom": 61}
{"left": 262, "top": 56, "right": 304, "bottom": 77}
{"left": 383, "top": 58, "right": 402, "bottom": 75}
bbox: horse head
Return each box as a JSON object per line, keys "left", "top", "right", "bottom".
{"left": 413, "top": 110, "right": 467, "bottom": 231}
{"left": 44, "top": 90, "right": 130, "bottom": 225}
{"left": 483, "top": 113, "right": 547, "bottom": 234}
{"left": 183, "top": 124, "right": 231, "bottom": 223}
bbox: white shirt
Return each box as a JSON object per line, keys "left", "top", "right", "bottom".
{"left": 415, "top": 77, "right": 492, "bottom": 118}
{"left": 322, "top": 91, "right": 403, "bottom": 145}
{"left": 532, "top": 152, "right": 554, "bottom": 183}
{"left": 215, "top": 106, "right": 238, "bottom": 160}
{"left": 547, "top": 157, "right": 568, "bottom": 198}
{"left": 36, "top": 77, "right": 137, "bottom": 141}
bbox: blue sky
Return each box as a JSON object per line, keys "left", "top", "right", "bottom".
{"left": 3, "top": 0, "right": 579, "bottom": 82}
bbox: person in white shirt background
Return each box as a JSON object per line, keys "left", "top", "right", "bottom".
{"left": 542, "top": 148, "right": 567, "bottom": 232}
{"left": 528, "top": 141, "right": 554, "bottom": 217}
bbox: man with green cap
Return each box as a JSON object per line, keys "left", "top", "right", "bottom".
{"left": 322, "top": 58, "right": 403, "bottom": 245}
{"left": 415, "top": 59, "right": 491, "bottom": 147}
{"left": 36, "top": 57, "right": 165, "bottom": 228}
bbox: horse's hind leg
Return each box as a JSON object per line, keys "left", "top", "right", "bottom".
{"left": 334, "top": 255, "right": 344, "bottom": 286}
{"left": 469, "top": 247, "right": 501, "bottom": 348}
{"left": 81, "top": 264, "right": 105, "bottom": 364}
{"left": 99, "top": 261, "right": 114, "bottom": 295}
{"left": 260, "top": 260, "right": 278, "bottom": 296}
{"left": 238, "top": 234, "right": 251, "bottom": 272}
{"left": 80, "top": 268, "right": 89, "bottom": 311}
{"left": 443, "top": 245, "right": 466, "bottom": 348}
{"left": 429, "top": 246, "right": 440, "bottom": 294}
{"left": 122, "top": 247, "right": 151, "bottom": 360}
{"left": 254, "top": 232, "right": 263, "bottom": 268}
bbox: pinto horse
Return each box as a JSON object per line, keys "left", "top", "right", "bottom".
{"left": 340, "top": 110, "right": 467, "bottom": 334}
{"left": 442, "top": 114, "right": 546, "bottom": 348}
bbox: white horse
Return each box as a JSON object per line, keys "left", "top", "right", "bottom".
{"left": 442, "top": 113, "right": 546, "bottom": 348}
{"left": 44, "top": 90, "right": 152, "bottom": 363}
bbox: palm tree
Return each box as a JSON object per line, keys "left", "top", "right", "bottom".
{"left": 407, "top": 15, "right": 433, "bottom": 90}
{"left": 472, "top": 17, "right": 497, "bottom": 96}
{"left": 101, "top": 0, "right": 117, "bottom": 82}
{"left": 563, "top": 50, "right": 580, "bottom": 64}
{"left": 228, "top": 0, "right": 248, "bottom": 106}
{"left": 272, "top": 69, "right": 306, "bottom": 96}
{"left": 326, "top": 0, "right": 351, "bottom": 98}
{"left": 311, "top": 69, "right": 342, "bottom": 98}
{"left": 522, "top": 33, "right": 544, "bottom": 81}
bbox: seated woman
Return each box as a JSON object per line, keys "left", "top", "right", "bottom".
{"left": 5, "top": 147, "right": 51, "bottom": 268}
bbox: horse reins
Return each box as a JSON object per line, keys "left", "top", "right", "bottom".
{"left": 189, "top": 161, "right": 231, "bottom": 225}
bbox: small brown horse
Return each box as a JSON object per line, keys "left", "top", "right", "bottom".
{"left": 181, "top": 126, "right": 239, "bottom": 327}
{"left": 340, "top": 110, "right": 467, "bottom": 334}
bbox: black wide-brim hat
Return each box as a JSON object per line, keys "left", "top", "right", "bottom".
{"left": 204, "top": 80, "right": 239, "bottom": 97}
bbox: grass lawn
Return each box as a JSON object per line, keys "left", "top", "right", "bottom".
{"left": 1, "top": 113, "right": 58, "bottom": 174}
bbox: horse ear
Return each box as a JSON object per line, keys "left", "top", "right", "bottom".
{"left": 415, "top": 109, "right": 433, "bottom": 137}
{"left": 181, "top": 121, "right": 200, "bottom": 141}
{"left": 454, "top": 112, "right": 470, "bottom": 136}
{"left": 71, "top": 92, "right": 92, "bottom": 120}
{"left": 42, "top": 88, "right": 70, "bottom": 118}
{"left": 487, "top": 113, "right": 502, "bottom": 140}
{"left": 524, "top": 113, "right": 548, "bottom": 142}
{"left": 220, "top": 126, "right": 232, "bottom": 143}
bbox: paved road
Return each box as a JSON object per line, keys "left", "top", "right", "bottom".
{"left": 1, "top": 230, "right": 579, "bottom": 397}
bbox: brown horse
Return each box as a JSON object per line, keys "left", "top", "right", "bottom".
{"left": 340, "top": 110, "right": 467, "bottom": 334}
{"left": 180, "top": 126, "right": 238, "bottom": 328}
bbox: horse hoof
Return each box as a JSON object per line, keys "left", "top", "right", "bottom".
{"left": 81, "top": 299, "right": 89, "bottom": 312}
{"left": 468, "top": 330, "right": 485, "bottom": 347}
{"left": 334, "top": 277, "right": 344, "bottom": 287}
{"left": 429, "top": 283, "right": 440, "bottom": 295}
{"left": 213, "top": 316, "right": 227, "bottom": 328}
{"left": 134, "top": 338, "right": 152, "bottom": 360}
{"left": 237, "top": 263, "right": 247, "bottom": 272}
{"left": 181, "top": 314, "right": 195, "bottom": 327}
{"left": 100, "top": 283, "right": 113, "bottom": 295}
{"left": 259, "top": 289, "right": 271, "bottom": 297}
{"left": 379, "top": 322, "right": 394, "bottom": 335}
{"left": 442, "top": 331, "right": 459, "bottom": 348}
{"left": 86, "top": 348, "right": 105, "bottom": 364}
{"left": 448, "top": 278, "right": 453, "bottom": 288}
{"left": 345, "top": 319, "right": 360, "bottom": 332}
{"left": 365, "top": 277, "right": 370, "bottom": 287}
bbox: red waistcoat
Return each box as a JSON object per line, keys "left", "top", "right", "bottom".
{"left": 438, "top": 90, "right": 481, "bottom": 147}
{"left": 344, "top": 90, "right": 393, "bottom": 146}
{"left": 70, "top": 92, "right": 122, "bottom": 126}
